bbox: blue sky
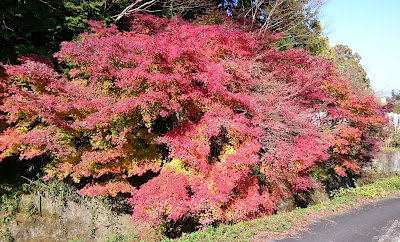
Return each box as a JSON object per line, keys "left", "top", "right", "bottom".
{"left": 320, "top": 0, "right": 400, "bottom": 96}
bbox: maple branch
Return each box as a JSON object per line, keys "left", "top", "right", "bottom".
{"left": 113, "top": 0, "right": 157, "bottom": 21}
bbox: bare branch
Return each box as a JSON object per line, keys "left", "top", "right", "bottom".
{"left": 38, "top": 0, "right": 62, "bottom": 12}
{"left": 112, "top": 0, "right": 214, "bottom": 22}
{"left": 260, "top": 0, "right": 284, "bottom": 32}
{"left": 113, "top": 0, "right": 157, "bottom": 22}
{"left": 2, "top": 17, "right": 15, "bottom": 33}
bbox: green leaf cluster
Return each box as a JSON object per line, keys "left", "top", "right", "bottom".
{"left": 0, "top": 0, "right": 130, "bottom": 64}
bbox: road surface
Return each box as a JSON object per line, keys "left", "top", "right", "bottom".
{"left": 272, "top": 196, "right": 400, "bottom": 242}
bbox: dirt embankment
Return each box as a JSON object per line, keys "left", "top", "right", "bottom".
{"left": 5, "top": 193, "right": 133, "bottom": 241}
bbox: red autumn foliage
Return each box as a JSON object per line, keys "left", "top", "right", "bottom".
{"left": 0, "top": 14, "right": 387, "bottom": 226}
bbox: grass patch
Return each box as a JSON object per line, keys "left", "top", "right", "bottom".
{"left": 356, "top": 169, "right": 398, "bottom": 186}
{"left": 103, "top": 231, "right": 140, "bottom": 242}
{"left": 381, "top": 147, "right": 400, "bottom": 151}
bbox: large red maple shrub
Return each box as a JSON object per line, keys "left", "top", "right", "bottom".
{"left": 0, "top": 14, "right": 387, "bottom": 227}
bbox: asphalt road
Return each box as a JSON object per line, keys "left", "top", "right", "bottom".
{"left": 272, "top": 196, "right": 400, "bottom": 242}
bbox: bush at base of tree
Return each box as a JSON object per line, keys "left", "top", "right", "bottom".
{"left": 0, "top": 14, "right": 387, "bottom": 228}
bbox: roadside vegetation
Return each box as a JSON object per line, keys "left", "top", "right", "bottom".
{"left": 2, "top": 169, "right": 399, "bottom": 241}
{"left": 142, "top": 172, "right": 400, "bottom": 242}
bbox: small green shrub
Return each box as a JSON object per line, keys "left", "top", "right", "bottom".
{"left": 103, "top": 231, "right": 140, "bottom": 242}
{"left": 0, "top": 192, "right": 19, "bottom": 225}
